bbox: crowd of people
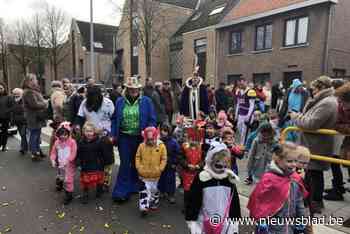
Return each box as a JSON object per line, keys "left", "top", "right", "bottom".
{"left": 0, "top": 70, "right": 350, "bottom": 233}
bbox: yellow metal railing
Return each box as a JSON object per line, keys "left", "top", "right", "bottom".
{"left": 280, "top": 126, "right": 350, "bottom": 167}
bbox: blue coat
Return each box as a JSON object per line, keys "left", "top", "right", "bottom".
{"left": 111, "top": 96, "right": 157, "bottom": 138}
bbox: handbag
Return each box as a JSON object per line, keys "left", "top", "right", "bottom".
{"left": 203, "top": 193, "right": 233, "bottom": 234}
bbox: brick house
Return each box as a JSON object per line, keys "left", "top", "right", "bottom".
{"left": 170, "top": 0, "right": 239, "bottom": 86}
{"left": 117, "top": 0, "right": 198, "bottom": 84}
{"left": 215, "top": 0, "right": 350, "bottom": 86}
{"left": 65, "top": 19, "right": 119, "bottom": 85}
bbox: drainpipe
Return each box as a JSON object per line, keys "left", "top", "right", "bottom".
{"left": 323, "top": 3, "right": 334, "bottom": 75}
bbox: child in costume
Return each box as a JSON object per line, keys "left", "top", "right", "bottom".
{"left": 202, "top": 122, "right": 220, "bottom": 159}
{"left": 179, "top": 120, "right": 205, "bottom": 210}
{"left": 135, "top": 127, "right": 167, "bottom": 216}
{"left": 217, "top": 110, "right": 233, "bottom": 133}
{"left": 185, "top": 142, "right": 241, "bottom": 234}
{"left": 173, "top": 115, "right": 186, "bottom": 145}
{"left": 246, "top": 122, "right": 276, "bottom": 184}
{"left": 76, "top": 122, "right": 106, "bottom": 204}
{"left": 50, "top": 121, "right": 77, "bottom": 205}
{"left": 221, "top": 127, "right": 244, "bottom": 175}
{"left": 295, "top": 145, "right": 313, "bottom": 234}
{"left": 205, "top": 105, "right": 217, "bottom": 125}
{"left": 158, "top": 123, "right": 180, "bottom": 204}
{"left": 247, "top": 142, "right": 308, "bottom": 234}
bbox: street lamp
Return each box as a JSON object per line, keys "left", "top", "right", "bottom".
{"left": 90, "top": 0, "right": 95, "bottom": 80}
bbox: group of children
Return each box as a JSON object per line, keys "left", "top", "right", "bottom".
{"left": 49, "top": 105, "right": 316, "bottom": 234}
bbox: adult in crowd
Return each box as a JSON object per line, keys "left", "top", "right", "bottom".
{"left": 111, "top": 76, "right": 156, "bottom": 203}
{"left": 290, "top": 76, "right": 338, "bottom": 214}
{"left": 12, "top": 88, "right": 27, "bottom": 155}
{"left": 324, "top": 80, "right": 348, "bottom": 201}
{"left": 0, "top": 82, "right": 14, "bottom": 152}
{"left": 279, "top": 78, "right": 309, "bottom": 125}
{"left": 49, "top": 81, "right": 66, "bottom": 152}
{"left": 77, "top": 85, "right": 114, "bottom": 134}
{"left": 207, "top": 85, "right": 216, "bottom": 107}
{"left": 86, "top": 77, "right": 96, "bottom": 89}
{"left": 333, "top": 81, "right": 350, "bottom": 227}
{"left": 180, "top": 68, "right": 209, "bottom": 119}
{"left": 62, "top": 82, "right": 75, "bottom": 123}
{"left": 235, "top": 78, "right": 256, "bottom": 144}
{"left": 215, "top": 82, "right": 228, "bottom": 112}
{"left": 22, "top": 74, "right": 48, "bottom": 161}
{"left": 271, "top": 81, "right": 285, "bottom": 111}
{"left": 143, "top": 77, "right": 167, "bottom": 124}
{"left": 262, "top": 82, "right": 272, "bottom": 112}
{"left": 161, "top": 80, "right": 176, "bottom": 124}
{"left": 109, "top": 83, "right": 123, "bottom": 107}
{"left": 254, "top": 83, "right": 266, "bottom": 112}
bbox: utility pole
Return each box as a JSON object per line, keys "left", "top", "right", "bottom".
{"left": 129, "top": 0, "right": 134, "bottom": 76}
{"left": 90, "top": 0, "right": 95, "bottom": 80}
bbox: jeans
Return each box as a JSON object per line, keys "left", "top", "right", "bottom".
{"left": 29, "top": 128, "right": 41, "bottom": 154}
{"left": 305, "top": 170, "right": 324, "bottom": 202}
{"left": 0, "top": 119, "right": 9, "bottom": 148}
{"left": 17, "top": 124, "right": 28, "bottom": 152}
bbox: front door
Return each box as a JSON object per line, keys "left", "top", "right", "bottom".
{"left": 283, "top": 71, "right": 302, "bottom": 88}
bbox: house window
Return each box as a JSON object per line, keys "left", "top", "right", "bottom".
{"left": 255, "top": 24, "right": 272, "bottom": 51}
{"left": 227, "top": 74, "right": 242, "bottom": 85}
{"left": 333, "top": 69, "right": 346, "bottom": 78}
{"left": 253, "top": 73, "right": 271, "bottom": 85}
{"left": 285, "top": 16, "right": 309, "bottom": 46}
{"left": 229, "top": 31, "right": 242, "bottom": 54}
{"left": 194, "top": 38, "right": 207, "bottom": 53}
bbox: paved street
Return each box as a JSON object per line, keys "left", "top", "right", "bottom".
{"left": 1, "top": 131, "right": 350, "bottom": 234}
{"left": 1, "top": 135, "right": 256, "bottom": 234}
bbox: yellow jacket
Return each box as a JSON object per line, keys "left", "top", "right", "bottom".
{"left": 135, "top": 141, "right": 167, "bottom": 180}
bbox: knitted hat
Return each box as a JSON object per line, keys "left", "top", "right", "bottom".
{"left": 142, "top": 127, "right": 159, "bottom": 142}
{"left": 311, "top": 75, "right": 332, "bottom": 89}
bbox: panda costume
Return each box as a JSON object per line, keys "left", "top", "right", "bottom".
{"left": 185, "top": 142, "right": 241, "bottom": 234}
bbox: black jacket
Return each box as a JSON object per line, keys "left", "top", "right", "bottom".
{"left": 0, "top": 95, "right": 14, "bottom": 120}
{"left": 12, "top": 99, "right": 26, "bottom": 125}
{"left": 215, "top": 88, "right": 228, "bottom": 112}
{"left": 76, "top": 138, "right": 106, "bottom": 172}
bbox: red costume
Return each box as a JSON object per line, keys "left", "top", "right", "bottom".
{"left": 247, "top": 171, "right": 308, "bottom": 219}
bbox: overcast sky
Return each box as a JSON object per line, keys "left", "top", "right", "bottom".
{"left": 0, "top": 0, "right": 125, "bottom": 26}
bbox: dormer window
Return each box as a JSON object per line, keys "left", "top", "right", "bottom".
{"left": 209, "top": 5, "right": 225, "bottom": 16}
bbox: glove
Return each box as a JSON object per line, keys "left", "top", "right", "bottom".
{"left": 186, "top": 221, "right": 202, "bottom": 234}
{"left": 51, "top": 160, "right": 56, "bottom": 168}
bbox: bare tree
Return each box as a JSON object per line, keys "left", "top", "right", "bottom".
{"left": 9, "top": 20, "right": 33, "bottom": 76}
{"left": 28, "top": 14, "right": 46, "bottom": 82}
{"left": 0, "top": 18, "right": 9, "bottom": 87}
{"left": 113, "top": 0, "right": 178, "bottom": 77}
{"left": 41, "top": 1, "right": 69, "bottom": 80}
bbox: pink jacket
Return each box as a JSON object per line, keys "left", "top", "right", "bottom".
{"left": 50, "top": 137, "right": 77, "bottom": 167}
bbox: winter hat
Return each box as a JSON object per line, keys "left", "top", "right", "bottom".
{"left": 160, "top": 122, "right": 172, "bottom": 133}
{"left": 200, "top": 142, "right": 239, "bottom": 181}
{"left": 311, "top": 75, "right": 333, "bottom": 89}
{"left": 55, "top": 122, "right": 72, "bottom": 140}
{"left": 291, "top": 79, "right": 302, "bottom": 89}
{"left": 142, "top": 126, "right": 159, "bottom": 142}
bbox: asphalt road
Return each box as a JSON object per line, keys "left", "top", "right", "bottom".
{"left": 1, "top": 136, "right": 255, "bottom": 234}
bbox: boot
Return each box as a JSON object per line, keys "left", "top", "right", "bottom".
{"left": 81, "top": 189, "right": 88, "bottom": 204}
{"left": 39, "top": 150, "right": 47, "bottom": 158}
{"left": 63, "top": 191, "right": 73, "bottom": 205}
{"left": 310, "top": 201, "right": 323, "bottom": 214}
{"left": 324, "top": 190, "right": 344, "bottom": 201}
{"left": 55, "top": 178, "right": 63, "bottom": 192}
{"left": 96, "top": 185, "right": 103, "bottom": 198}
{"left": 31, "top": 152, "right": 42, "bottom": 162}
